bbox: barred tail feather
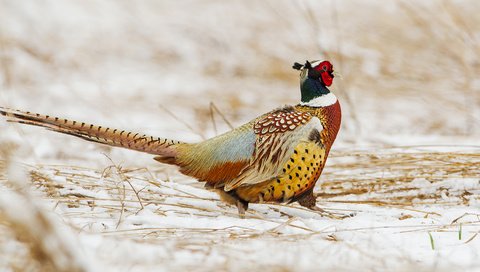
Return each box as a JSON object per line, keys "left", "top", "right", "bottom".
{"left": 0, "top": 107, "right": 184, "bottom": 157}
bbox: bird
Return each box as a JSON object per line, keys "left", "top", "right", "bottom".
{"left": 0, "top": 60, "right": 342, "bottom": 217}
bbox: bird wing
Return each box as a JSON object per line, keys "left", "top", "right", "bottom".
{"left": 224, "top": 106, "right": 324, "bottom": 191}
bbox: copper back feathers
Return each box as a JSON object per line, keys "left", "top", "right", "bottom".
{"left": 253, "top": 107, "right": 311, "bottom": 135}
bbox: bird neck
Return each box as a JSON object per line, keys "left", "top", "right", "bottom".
{"left": 300, "top": 78, "right": 337, "bottom": 107}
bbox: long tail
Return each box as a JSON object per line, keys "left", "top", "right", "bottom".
{"left": 0, "top": 107, "right": 185, "bottom": 157}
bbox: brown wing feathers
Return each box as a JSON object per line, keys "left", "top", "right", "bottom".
{"left": 0, "top": 107, "right": 183, "bottom": 156}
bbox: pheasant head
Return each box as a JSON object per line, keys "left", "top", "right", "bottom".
{"left": 293, "top": 60, "right": 335, "bottom": 105}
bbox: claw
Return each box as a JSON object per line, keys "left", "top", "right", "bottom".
{"left": 310, "top": 206, "right": 355, "bottom": 219}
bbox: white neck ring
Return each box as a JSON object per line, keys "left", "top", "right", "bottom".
{"left": 300, "top": 93, "right": 337, "bottom": 107}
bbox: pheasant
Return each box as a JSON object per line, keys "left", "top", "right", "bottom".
{"left": 0, "top": 60, "right": 341, "bottom": 217}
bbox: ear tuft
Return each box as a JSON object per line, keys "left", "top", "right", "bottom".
{"left": 292, "top": 62, "right": 303, "bottom": 70}
{"left": 304, "top": 60, "right": 312, "bottom": 69}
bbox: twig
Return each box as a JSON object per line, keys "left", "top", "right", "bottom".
{"left": 159, "top": 104, "right": 206, "bottom": 140}
{"left": 209, "top": 102, "right": 234, "bottom": 131}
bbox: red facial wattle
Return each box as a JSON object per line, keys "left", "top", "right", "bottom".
{"left": 314, "top": 61, "right": 334, "bottom": 87}
{"left": 321, "top": 72, "right": 333, "bottom": 87}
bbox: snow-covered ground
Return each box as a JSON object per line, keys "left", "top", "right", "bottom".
{"left": 1, "top": 149, "right": 479, "bottom": 271}
{"left": 0, "top": 1, "right": 479, "bottom": 271}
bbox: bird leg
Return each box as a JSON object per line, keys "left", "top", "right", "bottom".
{"left": 236, "top": 200, "right": 248, "bottom": 218}
{"left": 206, "top": 184, "right": 249, "bottom": 218}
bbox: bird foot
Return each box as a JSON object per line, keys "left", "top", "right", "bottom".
{"left": 309, "top": 206, "right": 355, "bottom": 220}
{"left": 236, "top": 200, "right": 248, "bottom": 219}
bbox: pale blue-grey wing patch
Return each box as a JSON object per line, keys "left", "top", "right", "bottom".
{"left": 178, "top": 122, "right": 256, "bottom": 171}
{"left": 208, "top": 127, "right": 256, "bottom": 163}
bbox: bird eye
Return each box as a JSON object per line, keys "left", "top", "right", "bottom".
{"left": 322, "top": 65, "right": 327, "bottom": 72}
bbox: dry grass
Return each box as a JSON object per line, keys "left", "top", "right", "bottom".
{"left": 0, "top": 161, "right": 88, "bottom": 272}
{"left": 323, "top": 150, "right": 480, "bottom": 206}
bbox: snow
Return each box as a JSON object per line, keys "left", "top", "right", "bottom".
{"left": 2, "top": 151, "right": 479, "bottom": 271}
{"left": 1, "top": 0, "right": 479, "bottom": 271}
